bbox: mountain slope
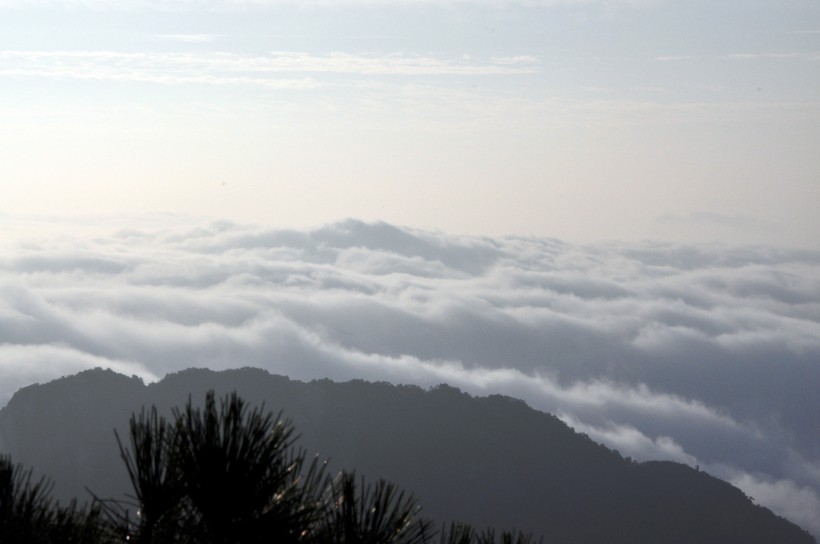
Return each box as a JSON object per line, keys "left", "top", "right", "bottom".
{"left": 0, "top": 367, "right": 814, "bottom": 544}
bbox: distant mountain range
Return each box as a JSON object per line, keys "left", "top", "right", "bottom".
{"left": 0, "top": 367, "right": 814, "bottom": 544}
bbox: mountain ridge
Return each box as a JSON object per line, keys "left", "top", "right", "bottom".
{"left": 0, "top": 366, "right": 814, "bottom": 544}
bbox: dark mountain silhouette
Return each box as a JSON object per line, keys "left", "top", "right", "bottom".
{"left": 0, "top": 367, "right": 815, "bottom": 544}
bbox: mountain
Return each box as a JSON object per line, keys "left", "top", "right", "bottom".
{"left": 0, "top": 367, "right": 814, "bottom": 544}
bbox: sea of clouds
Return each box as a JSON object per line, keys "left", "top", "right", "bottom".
{"left": 1, "top": 218, "right": 819, "bottom": 536}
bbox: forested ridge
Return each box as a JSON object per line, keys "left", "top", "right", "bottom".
{"left": 2, "top": 389, "right": 538, "bottom": 543}
{"left": 0, "top": 368, "right": 815, "bottom": 544}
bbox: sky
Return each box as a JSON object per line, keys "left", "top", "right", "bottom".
{"left": 1, "top": 0, "right": 819, "bottom": 246}
{"left": 1, "top": 0, "right": 820, "bottom": 538}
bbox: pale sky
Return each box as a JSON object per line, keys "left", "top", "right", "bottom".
{"left": 1, "top": 0, "right": 819, "bottom": 246}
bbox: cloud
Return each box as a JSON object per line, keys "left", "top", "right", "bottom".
{"left": 558, "top": 414, "right": 698, "bottom": 465}
{"left": 730, "top": 473, "right": 820, "bottom": 538}
{"left": 656, "top": 52, "right": 819, "bottom": 62}
{"left": 153, "top": 34, "right": 224, "bottom": 43}
{"left": 722, "top": 53, "right": 802, "bottom": 60}
{"left": 0, "top": 342, "right": 158, "bottom": 404}
{"left": 655, "top": 55, "right": 696, "bottom": 62}
{"left": 0, "top": 50, "right": 538, "bottom": 89}
{"left": 0, "top": 217, "right": 818, "bottom": 536}
{"left": 490, "top": 55, "right": 539, "bottom": 65}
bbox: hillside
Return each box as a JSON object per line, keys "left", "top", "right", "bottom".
{"left": 0, "top": 367, "right": 814, "bottom": 544}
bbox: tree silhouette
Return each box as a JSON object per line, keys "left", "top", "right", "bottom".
{"left": 108, "top": 391, "right": 327, "bottom": 543}
{"left": 167, "top": 391, "right": 325, "bottom": 544}
{"left": 316, "top": 471, "right": 434, "bottom": 544}
{"left": 437, "top": 522, "right": 543, "bottom": 544}
{"left": 113, "top": 406, "right": 181, "bottom": 543}
{"left": 0, "top": 455, "right": 110, "bottom": 544}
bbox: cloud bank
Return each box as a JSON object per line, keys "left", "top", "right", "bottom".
{"left": 1, "top": 218, "right": 818, "bottom": 536}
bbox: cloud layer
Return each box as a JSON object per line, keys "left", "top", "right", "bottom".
{"left": 0, "top": 50, "right": 535, "bottom": 90}
{"left": 1, "top": 219, "right": 819, "bottom": 536}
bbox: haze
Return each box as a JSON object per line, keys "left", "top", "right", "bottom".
{"left": 1, "top": 0, "right": 819, "bottom": 246}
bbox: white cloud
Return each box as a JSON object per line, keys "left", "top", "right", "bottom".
{"left": 0, "top": 50, "right": 537, "bottom": 88}
{"left": 731, "top": 474, "right": 820, "bottom": 537}
{"left": 0, "top": 218, "right": 818, "bottom": 536}
{"left": 490, "top": 55, "right": 539, "bottom": 65}
{"left": 0, "top": 342, "right": 158, "bottom": 403}
{"left": 558, "top": 414, "right": 698, "bottom": 465}
{"left": 655, "top": 55, "right": 696, "bottom": 62}
{"left": 656, "top": 52, "right": 819, "bottom": 62}
{"left": 154, "top": 34, "right": 224, "bottom": 43}
{"left": 723, "top": 53, "right": 802, "bottom": 60}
